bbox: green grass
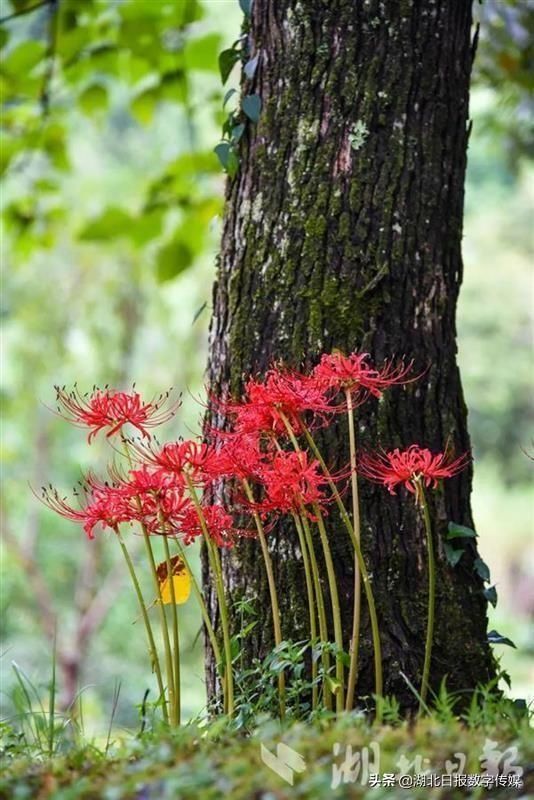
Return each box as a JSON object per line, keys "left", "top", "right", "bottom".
{"left": 1, "top": 695, "right": 531, "bottom": 799}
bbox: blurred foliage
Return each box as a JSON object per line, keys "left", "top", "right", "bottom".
{"left": 0, "top": 0, "right": 243, "bottom": 728}
{"left": 473, "top": 0, "right": 534, "bottom": 167}
{"left": 460, "top": 99, "right": 533, "bottom": 485}
{"left": 0, "top": 0, "right": 532, "bottom": 729}
{"left": 0, "top": 0, "right": 227, "bottom": 277}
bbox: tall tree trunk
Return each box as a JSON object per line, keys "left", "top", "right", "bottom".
{"left": 205, "top": 0, "right": 495, "bottom": 710}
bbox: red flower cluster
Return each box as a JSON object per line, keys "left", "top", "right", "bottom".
{"left": 214, "top": 352, "right": 414, "bottom": 440}
{"left": 251, "top": 450, "right": 329, "bottom": 517}
{"left": 358, "top": 445, "right": 470, "bottom": 496}
{"left": 41, "top": 483, "right": 134, "bottom": 540}
{"left": 179, "top": 503, "right": 236, "bottom": 547}
{"left": 312, "top": 351, "right": 414, "bottom": 401}
{"left": 41, "top": 460, "right": 239, "bottom": 543}
{"left": 210, "top": 435, "right": 265, "bottom": 481}
{"left": 54, "top": 386, "right": 179, "bottom": 442}
{"left": 135, "top": 439, "right": 220, "bottom": 485}
{"left": 43, "top": 356, "right": 455, "bottom": 550}
{"left": 218, "top": 368, "right": 333, "bottom": 438}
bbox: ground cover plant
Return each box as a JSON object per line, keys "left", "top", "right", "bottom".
{"left": 1, "top": 683, "right": 531, "bottom": 799}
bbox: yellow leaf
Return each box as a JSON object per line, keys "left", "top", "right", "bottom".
{"left": 155, "top": 555, "right": 191, "bottom": 605}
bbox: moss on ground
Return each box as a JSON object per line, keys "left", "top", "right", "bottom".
{"left": 1, "top": 711, "right": 531, "bottom": 799}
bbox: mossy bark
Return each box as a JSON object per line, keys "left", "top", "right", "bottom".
{"left": 204, "top": 0, "right": 495, "bottom": 710}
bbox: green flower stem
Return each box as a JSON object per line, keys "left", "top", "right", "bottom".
{"left": 291, "top": 513, "right": 318, "bottom": 709}
{"left": 140, "top": 527, "right": 177, "bottom": 725}
{"left": 184, "top": 473, "right": 234, "bottom": 717}
{"left": 120, "top": 436, "right": 176, "bottom": 725}
{"left": 345, "top": 389, "right": 361, "bottom": 712}
{"left": 278, "top": 413, "right": 343, "bottom": 712}
{"left": 162, "top": 533, "right": 181, "bottom": 726}
{"left": 313, "top": 506, "right": 345, "bottom": 713}
{"left": 298, "top": 512, "right": 333, "bottom": 711}
{"left": 272, "top": 437, "right": 320, "bottom": 708}
{"left": 242, "top": 479, "right": 286, "bottom": 719}
{"left": 301, "top": 423, "right": 383, "bottom": 721}
{"left": 114, "top": 527, "right": 168, "bottom": 724}
{"left": 419, "top": 484, "right": 435, "bottom": 711}
{"left": 173, "top": 539, "right": 224, "bottom": 679}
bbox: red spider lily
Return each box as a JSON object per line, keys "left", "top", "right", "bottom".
{"left": 358, "top": 445, "right": 470, "bottom": 497}
{"left": 312, "top": 351, "right": 415, "bottom": 400}
{"left": 251, "top": 450, "right": 330, "bottom": 517}
{"left": 209, "top": 434, "right": 266, "bottom": 481}
{"left": 126, "top": 465, "right": 184, "bottom": 494}
{"left": 215, "top": 367, "right": 333, "bottom": 438}
{"left": 54, "top": 385, "right": 179, "bottom": 443}
{"left": 178, "top": 503, "right": 237, "bottom": 547}
{"left": 133, "top": 487, "right": 193, "bottom": 536}
{"left": 101, "top": 465, "right": 191, "bottom": 534}
{"left": 40, "top": 483, "right": 134, "bottom": 540}
{"left": 131, "top": 439, "right": 219, "bottom": 485}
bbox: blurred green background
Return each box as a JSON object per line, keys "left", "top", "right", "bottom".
{"left": 1, "top": 0, "right": 532, "bottom": 736}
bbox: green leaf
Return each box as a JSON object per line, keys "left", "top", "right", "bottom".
{"left": 41, "top": 122, "right": 69, "bottom": 170}
{"left": 223, "top": 88, "right": 237, "bottom": 107}
{"left": 229, "top": 636, "right": 240, "bottom": 661}
{"left": 178, "top": 0, "right": 204, "bottom": 25}
{"left": 3, "top": 41, "right": 46, "bottom": 76}
{"left": 231, "top": 123, "right": 245, "bottom": 143}
{"left": 129, "top": 209, "right": 163, "bottom": 246}
{"left": 326, "top": 676, "right": 342, "bottom": 695}
{"left": 0, "top": 134, "right": 21, "bottom": 176}
{"left": 214, "top": 142, "right": 231, "bottom": 169}
{"left": 500, "top": 669, "right": 512, "bottom": 689}
{"left": 57, "top": 28, "right": 88, "bottom": 64}
{"left": 213, "top": 142, "right": 239, "bottom": 178}
{"left": 159, "top": 71, "right": 188, "bottom": 104}
{"left": 119, "top": 0, "right": 175, "bottom": 19}
{"left": 474, "top": 557, "right": 491, "bottom": 583}
{"left": 79, "top": 208, "right": 133, "bottom": 241}
{"left": 156, "top": 239, "right": 194, "bottom": 282}
{"left": 218, "top": 48, "right": 239, "bottom": 85}
{"left": 78, "top": 84, "right": 108, "bottom": 114}
{"left": 447, "top": 522, "right": 477, "bottom": 540}
{"left": 222, "top": 112, "right": 237, "bottom": 139}
{"left": 184, "top": 33, "right": 221, "bottom": 72}
{"left": 488, "top": 630, "right": 516, "bottom": 648}
{"left": 227, "top": 149, "right": 239, "bottom": 178}
{"left": 513, "top": 698, "right": 527, "bottom": 713}
{"left": 239, "top": 621, "right": 257, "bottom": 638}
{"left": 0, "top": 28, "right": 9, "bottom": 51}
{"left": 239, "top": 0, "right": 252, "bottom": 15}
{"left": 130, "top": 86, "right": 159, "bottom": 125}
{"left": 88, "top": 44, "right": 118, "bottom": 75}
{"left": 483, "top": 585, "right": 498, "bottom": 607}
{"left": 11, "top": 0, "right": 44, "bottom": 9}
{"left": 444, "top": 542, "right": 464, "bottom": 567}
{"left": 242, "top": 93, "right": 261, "bottom": 122}
{"left": 337, "top": 650, "right": 351, "bottom": 668}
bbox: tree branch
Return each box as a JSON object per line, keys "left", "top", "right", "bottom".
{"left": 2, "top": 518, "right": 57, "bottom": 642}
{"left": 0, "top": 0, "right": 51, "bottom": 25}
{"left": 77, "top": 565, "right": 126, "bottom": 644}
{"left": 40, "top": 0, "right": 60, "bottom": 117}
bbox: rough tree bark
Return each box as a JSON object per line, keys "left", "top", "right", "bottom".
{"left": 205, "top": 0, "right": 495, "bottom": 709}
